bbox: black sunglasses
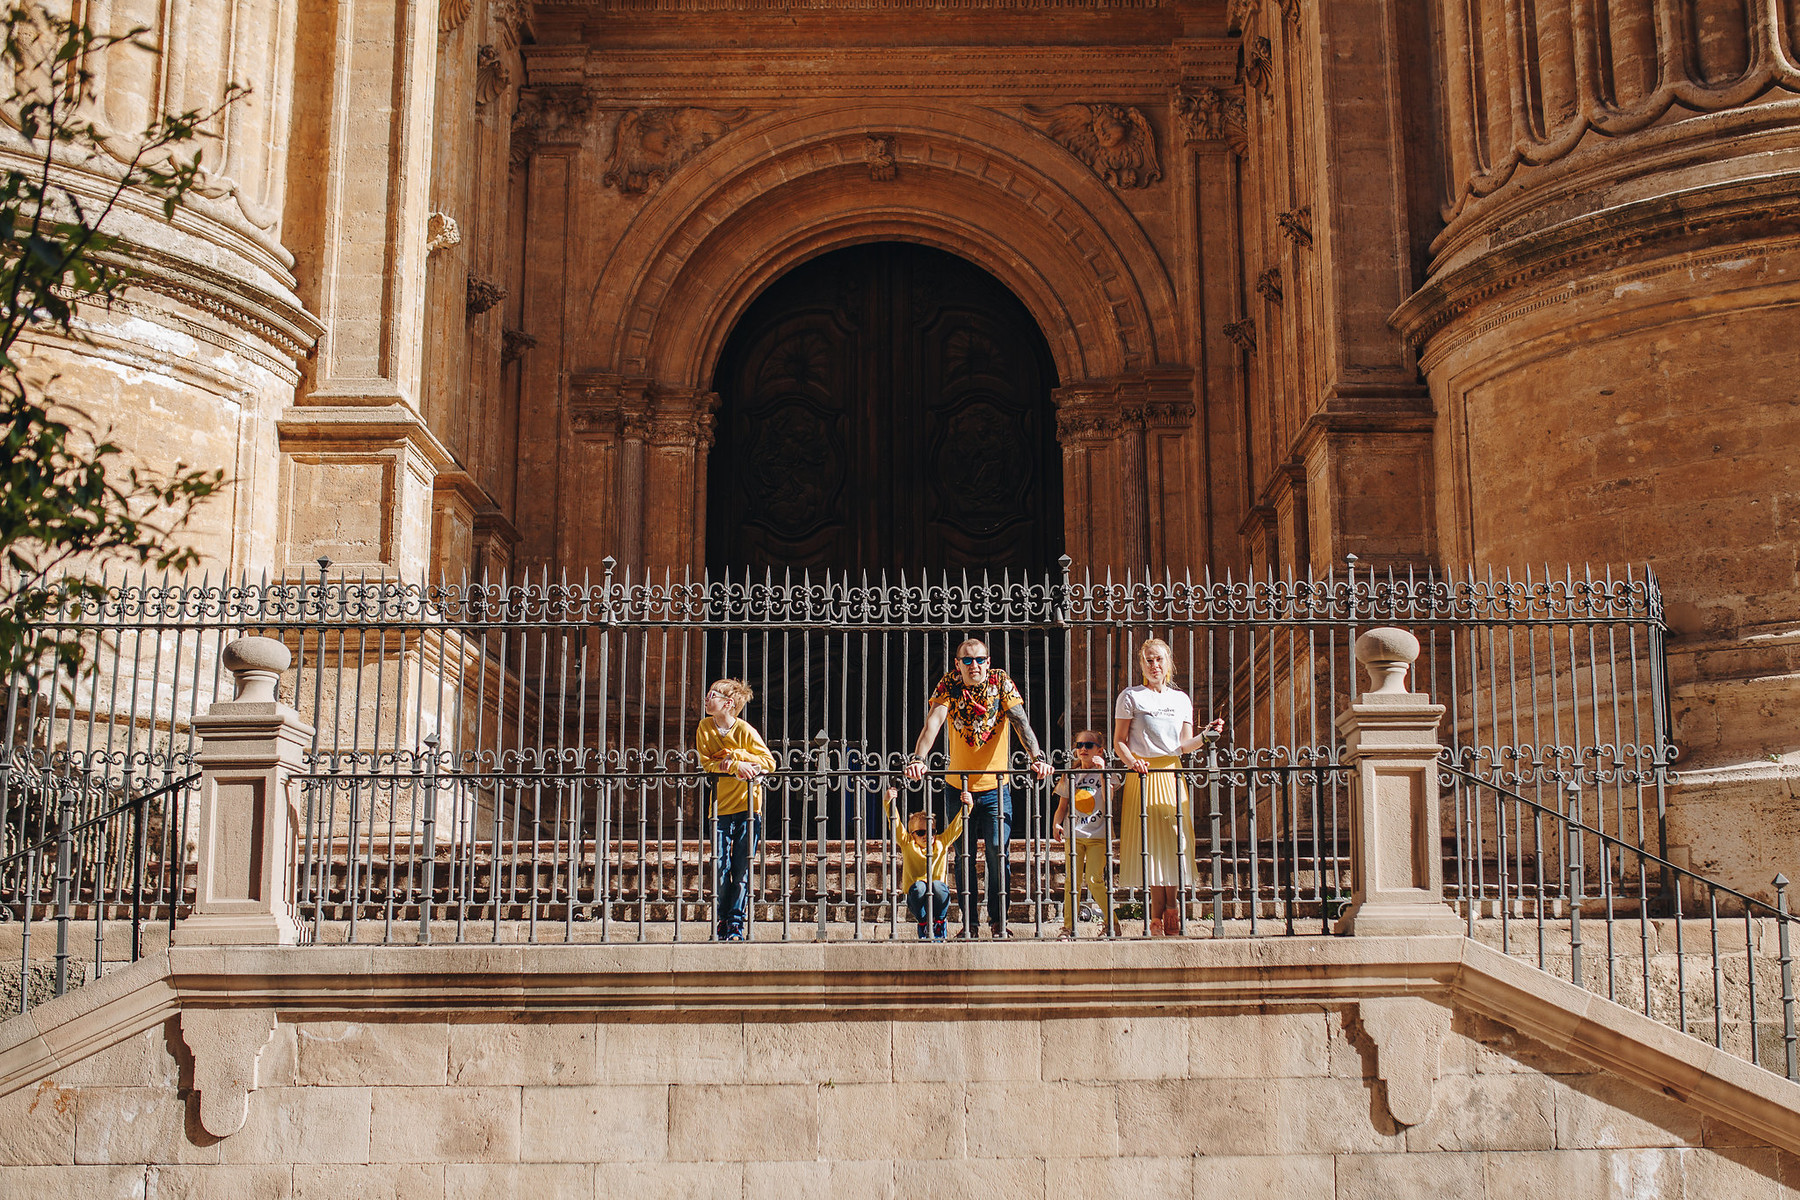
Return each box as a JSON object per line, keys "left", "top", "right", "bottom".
{"left": 958, "top": 655, "right": 989, "bottom": 665}
{"left": 1074, "top": 740, "right": 1102, "bottom": 749}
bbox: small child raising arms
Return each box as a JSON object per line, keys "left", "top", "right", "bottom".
{"left": 1052, "top": 730, "right": 1118, "bottom": 938}
{"left": 885, "top": 787, "right": 972, "bottom": 940}
{"left": 695, "top": 678, "right": 777, "bottom": 941}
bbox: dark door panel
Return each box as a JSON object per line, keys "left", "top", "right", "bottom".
{"left": 709, "top": 243, "right": 1061, "bottom": 576}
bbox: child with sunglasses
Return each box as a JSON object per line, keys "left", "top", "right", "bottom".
{"left": 696, "top": 678, "right": 777, "bottom": 941}
{"left": 1052, "top": 730, "right": 1118, "bottom": 938}
{"left": 885, "top": 786, "right": 973, "bottom": 939}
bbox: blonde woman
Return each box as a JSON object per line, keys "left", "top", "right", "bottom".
{"left": 1113, "top": 639, "right": 1225, "bottom": 936}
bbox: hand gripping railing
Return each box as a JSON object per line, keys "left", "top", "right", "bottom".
{"left": 1442, "top": 761, "right": 1798, "bottom": 1082}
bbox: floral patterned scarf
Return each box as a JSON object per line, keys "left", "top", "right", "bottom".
{"left": 929, "top": 668, "right": 1024, "bottom": 748}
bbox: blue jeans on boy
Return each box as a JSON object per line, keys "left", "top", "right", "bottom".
{"left": 906, "top": 880, "right": 952, "bottom": 928}
{"left": 956, "top": 784, "right": 1011, "bottom": 933}
{"left": 713, "top": 810, "right": 760, "bottom": 939}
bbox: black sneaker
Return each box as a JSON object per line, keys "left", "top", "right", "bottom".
{"left": 932, "top": 919, "right": 948, "bottom": 940}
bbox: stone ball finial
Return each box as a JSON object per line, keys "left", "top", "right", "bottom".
{"left": 222, "top": 637, "right": 291, "bottom": 704}
{"left": 1354, "top": 627, "right": 1420, "bottom": 695}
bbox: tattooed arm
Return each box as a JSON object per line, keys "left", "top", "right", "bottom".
{"left": 1005, "top": 703, "right": 1054, "bottom": 780}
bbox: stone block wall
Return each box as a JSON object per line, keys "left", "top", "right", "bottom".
{"left": 3, "top": 999, "right": 1796, "bottom": 1198}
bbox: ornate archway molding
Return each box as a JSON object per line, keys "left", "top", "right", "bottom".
{"left": 578, "top": 101, "right": 1183, "bottom": 388}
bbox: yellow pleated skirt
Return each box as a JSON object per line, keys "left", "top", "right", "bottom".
{"left": 1117, "top": 755, "right": 1195, "bottom": 889}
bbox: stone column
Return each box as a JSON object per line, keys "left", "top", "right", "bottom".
{"left": 1334, "top": 627, "right": 1462, "bottom": 937}
{"left": 280, "top": 0, "right": 446, "bottom": 578}
{"left": 173, "top": 638, "right": 314, "bottom": 946}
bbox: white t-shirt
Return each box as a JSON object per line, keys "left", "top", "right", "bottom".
{"left": 1057, "top": 770, "right": 1111, "bottom": 841}
{"left": 1115, "top": 685, "right": 1193, "bottom": 758}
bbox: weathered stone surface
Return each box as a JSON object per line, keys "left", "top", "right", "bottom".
{"left": 817, "top": 1082, "right": 963, "bottom": 1160}
{"left": 966, "top": 1081, "right": 1116, "bottom": 1159}
{"left": 221, "top": 1087, "right": 371, "bottom": 1165}
{"left": 0, "top": 1165, "right": 153, "bottom": 1199}
{"left": 296, "top": 1021, "right": 448, "bottom": 1088}
{"left": 1189, "top": 1153, "right": 1335, "bottom": 1200}
{"left": 1042, "top": 1015, "right": 1188, "bottom": 1082}
{"left": 1402, "top": 1072, "right": 1557, "bottom": 1153}
{"left": 448, "top": 1020, "right": 599, "bottom": 1086}
{"left": 144, "top": 1164, "right": 293, "bottom": 1199}
{"left": 1335, "top": 1150, "right": 1486, "bottom": 1200}
{"left": 441, "top": 1163, "right": 587, "bottom": 1200}
{"left": 1188, "top": 1010, "right": 1331, "bottom": 1079}
{"left": 518, "top": 1085, "right": 666, "bottom": 1163}
{"left": 75, "top": 1087, "right": 216, "bottom": 1166}
{"left": 594, "top": 1162, "right": 743, "bottom": 1200}
{"left": 666, "top": 1084, "right": 817, "bottom": 1162}
{"left": 293, "top": 1164, "right": 442, "bottom": 1200}
{"left": 1551, "top": 1072, "right": 1704, "bottom": 1149}
{"left": 369, "top": 1088, "right": 521, "bottom": 1164}
{"left": 893, "top": 1158, "right": 1044, "bottom": 1200}
{"left": 891, "top": 1019, "right": 1039, "bottom": 1083}
{"left": 746, "top": 1019, "right": 889, "bottom": 1084}
{"left": 602, "top": 1020, "right": 744, "bottom": 1085}
{"left": 742, "top": 1160, "right": 894, "bottom": 1200}
{"left": 1115, "top": 1077, "right": 1274, "bottom": 1157}
{"left": 0, "top": 1082, "right": 76, "bottom": 1166}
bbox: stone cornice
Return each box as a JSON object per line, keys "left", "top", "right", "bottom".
{"left": 4, "top": 938, "right": 1799, "bottom": 1153}
{"left": 526, "top": 43, "right": 1227, "bottom": 100}
{"left": 277, "top": 404, "right": 461, "bottom": 474}
{"left": 1393, "top": 171, "right": 1800, "bottom": 361}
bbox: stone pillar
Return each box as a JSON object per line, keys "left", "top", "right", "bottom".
{"left": 280, "top": 0, "right": 445, "bottom": 577}
{"left": 1334, "top": 627, "right": 1462, "bottom": 937}
{"left": 173, "top": 638, "right": 314, "bottom": 946}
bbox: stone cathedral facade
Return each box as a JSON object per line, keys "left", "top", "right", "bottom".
{"left": 22, "top": 2, "right": 1800, "bottom": 888}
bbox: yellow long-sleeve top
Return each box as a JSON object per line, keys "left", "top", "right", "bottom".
{"left": 888, "top": 800, "right": 966, "bottom": 890}
{"left": 694, "top": 717, "right": 777, "bottom": 816}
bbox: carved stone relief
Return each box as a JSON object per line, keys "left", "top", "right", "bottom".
{"left": 602, "top": 108, "right": 751, "bottom": 195}
{"left": 511, "top": 87, "right": 595, "bottom": 169}
{"left": 1244, "top": 36, "right": 1274, "bottom": 97}
{"left": 1021, "top": 104, "right": 1162, "bottom": 189}
{"left": 1175, "top": 85, "right": 1248, "bottom": 156}
{"left": 866, "top": 134, "right": 898, "bottom": 181}
{"left": 1256, "top": 265, "right": 1283, "bottom": 304}
{"left": 1226, "top": 0, "right": 1260, "bottom": 33}
{"left": 493, "top": 0, "right": 529, "bottom": 48}
{"left": 475, "top": 45, "right": 509, "bottom": 107}
{"left": 440, "top": 0, "right": 473, "bottom": 34}
{"left": 1277, "top": 0, "right": 1302, "bottom": 26}
{"left": 466, "top": 277, "right": 506, "bottom": 317}
{"left": 1277, "top": 206, "right": 1313, "bottom": 248}
{"left": 1223, "top": 319, "right": 1257, "bottom": 353}
{"left": 501, "top": 328, "right": 538, "bottom": 364}
{"left": 425, "top": 212, "right": 462, "bottom": 254}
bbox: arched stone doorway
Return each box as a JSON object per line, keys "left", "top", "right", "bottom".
{"left": 707, "top": 242, "right": 1063, "bottom": 577}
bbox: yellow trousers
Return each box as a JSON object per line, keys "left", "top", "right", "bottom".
{"left": 1062, "top": 838, "right": 1114, "bottom": 931}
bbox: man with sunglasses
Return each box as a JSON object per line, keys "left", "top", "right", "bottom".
{"left": 903, "top": 637, "right": 1052, "bottom": 938}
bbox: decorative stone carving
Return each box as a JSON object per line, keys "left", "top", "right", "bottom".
{"left": 1358, "top": 996, "right": 1452, "bottom": 1127}
{"left": 475, "top": 45, "right": 509, "bottom": 107}
{"left": 501, "top": 328, "right": 538, "bottom": 364}
{"left": 1175, "top": 85, "right": 1247, "bottom": 156}
{"left": 1438, "top": 0, "right": 1800, "bottom": 218}
{"left": 511, "top": 87, "right": 596, "bottom": 170}
{"left": 1277, "top": 0, "right": 1302, "bottom": 26}
{"left": 425, "top": 212, "right": 462, "bottom": 254}
{"left": 866, "top": 134, "right": 898, "bottom": 181}
{"left": 466, "top": 276, "right": 506, "bottom": 317}
{"left": 439, "top": 0, "right": 472, "bottom": 33}
{"left": 602, "top": 108, "right": 751, "bottom": 195}
{"left": 1244, "top": 36, "right": 1274, "bottom": 97}
{"left": 1053, "top": 382, "right": 1195, "bottom": 444}
{"left": 1256, "top": 265, "right": 1282, "bottom": 304}
{"left": 1277, "top": 206, "right": 1313, "bottom": 248}
{"left": 180, "top": 1008, "right": 277, "bottom": 1138}
{"left": 1022, "top": 104, "right": 1162, "bottom": 189}
{"left": 1223, "top": 318, "right": 1257, "bottom": 353}
{"left": 1226, "top": 0, "right": 1260, "bottom": 33}
{"left": 493, "top": 0, "right": 529, "bottom": 48}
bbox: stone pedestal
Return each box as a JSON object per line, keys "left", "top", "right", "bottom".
{"left": 174, "top": 638, "right": 315, "bottom": 947}
{"left": 1334, "top": 628, "right": 1463, "bottom": 937}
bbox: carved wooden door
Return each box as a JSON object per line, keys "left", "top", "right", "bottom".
{"left": 708, "top": 243, "right": 1062, "bottom": 576}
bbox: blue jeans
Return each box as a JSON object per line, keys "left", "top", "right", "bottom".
{"left": 906, "top": 880, "right": 952, "bottom": 924}
{"left": 956, "top": 785, "right": 1011, "bottom": 932}
{"left": 713, "top": 810, "right": 760, "bottom": 938}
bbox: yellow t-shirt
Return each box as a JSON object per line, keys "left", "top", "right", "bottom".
{"left": 889, "top": 801, "right": 965, "bottom": 889}
{"left": 943, "top": 719, "right": 1010, "bottom": 794}
{"left": 694, "top": 717, "right": 777, "bottom": 816}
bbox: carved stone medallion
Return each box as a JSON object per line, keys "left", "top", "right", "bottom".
{"left": 1021, "top": 103, "right": 1162, "bottom": 189}
{"left": 602, "top": 108, "right": 751, "bottom": 195}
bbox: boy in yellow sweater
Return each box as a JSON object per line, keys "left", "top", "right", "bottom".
{"left": 885, "top": 787, "right": 973, "bottom": 940}
{"left": 695, "top": 678, "right": 777, "bottom": 940}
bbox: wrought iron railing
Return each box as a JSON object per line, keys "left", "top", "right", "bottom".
{"left": 2, "top": 561, "right": 1671, "bottom": 991}
{"left": 1444, "top": 764, "right": 1798, "bottom": 1082}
